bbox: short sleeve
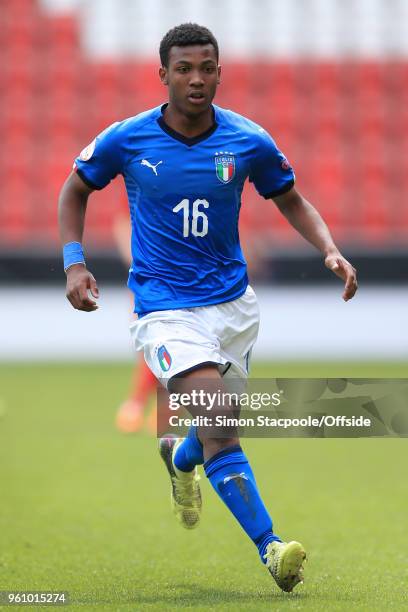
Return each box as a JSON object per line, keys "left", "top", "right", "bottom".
{"left": 73, "top": 122, "right": 123, "bottom": 190}
{"left": 249, "top": 128, "right": 295, "bottom": 199}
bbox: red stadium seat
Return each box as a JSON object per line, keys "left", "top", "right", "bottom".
{"left": 0, "top": 2, "right": 406, "bottom": 249}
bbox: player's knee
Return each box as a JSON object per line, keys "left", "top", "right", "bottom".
{"left": 201, "top": 436, "right": 240, "bottom": 456}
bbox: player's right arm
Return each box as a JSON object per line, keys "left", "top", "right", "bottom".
{"left": 58, "top": 171, "right": 100, "bottom": 312}
{"left": 59, "top": 121, "right": 124, "bottom": 312}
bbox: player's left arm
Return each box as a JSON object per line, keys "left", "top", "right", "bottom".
{"left": 273, "top": 186, "right": 358, "bottom": 301}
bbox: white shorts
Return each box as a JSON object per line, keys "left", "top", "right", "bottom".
{"left": 130, "top": 286, "right": 260, "bottom": 388}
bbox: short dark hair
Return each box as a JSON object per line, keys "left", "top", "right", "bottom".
{"left": 159, "top": 23, "right": 219, "bottom": 67}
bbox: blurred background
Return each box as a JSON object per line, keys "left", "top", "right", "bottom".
{"left": 0, "top": 0, "right": 407, "bottom": 361}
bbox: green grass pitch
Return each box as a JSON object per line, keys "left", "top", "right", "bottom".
{"left": 1, "top": 362, "right": 407, "bottom": 611}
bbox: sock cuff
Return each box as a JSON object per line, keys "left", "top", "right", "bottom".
{"left": 255, "top": 531, "right": 282, "bottom": 562}
{"left": 188, "top": 425, "right": 203, "bottom": 448}
{"left": 204, "top": 445, "right": 247, "bottom": 478}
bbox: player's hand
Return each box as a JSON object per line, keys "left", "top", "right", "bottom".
{"left": 65, "top": 264, "right": 100, "bottom": 312}
{"left": 325, "top": 253, "right": 358, "bottom": 302}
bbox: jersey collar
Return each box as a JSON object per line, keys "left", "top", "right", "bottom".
{"left": 157, "top": 103, "right": 218, "bottom": 146}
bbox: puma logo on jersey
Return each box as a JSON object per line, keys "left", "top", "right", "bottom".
{"left": 141, "top": 159, "right": 163, "bottom": 176}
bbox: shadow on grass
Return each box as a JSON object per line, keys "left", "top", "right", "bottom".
{"left": 77, "top": 583, "right": 308, "bottom": 607}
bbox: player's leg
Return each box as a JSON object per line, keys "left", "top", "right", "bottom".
{"left": 204, "top": 436, "right": 306, "bottom": 591}
{"left": 171, "top": 365, "right": 279, "bottom": 548}
{"left": 208, "top": 287, "right": 306, "bottom": 591}
{"left": 173, "top": 365, "right": 305, "bottom": 592}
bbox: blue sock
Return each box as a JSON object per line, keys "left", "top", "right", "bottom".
{"left": 173, "top": 426, "right": 204, "bottom": 472}
{"left": 204, "top": 445, "right": 281, "bottom": 563}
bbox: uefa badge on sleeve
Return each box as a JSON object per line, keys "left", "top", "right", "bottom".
{"left": 79, "top": 139, "right": 96, "bottom": 161}
{"left": 215, "top": 151, "right": 235, "bottom": 184}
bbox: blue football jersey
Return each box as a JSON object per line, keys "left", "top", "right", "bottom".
{"left": 74, "top": 104, "right": 295, "bottom": 315}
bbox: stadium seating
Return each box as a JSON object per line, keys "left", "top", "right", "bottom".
{"left": 1, "top": 0, "right": 407, "bottom": 251}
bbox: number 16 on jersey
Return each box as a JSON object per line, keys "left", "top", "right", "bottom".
{"left": 172, "top": 198, "right": 209, "bottom": 238}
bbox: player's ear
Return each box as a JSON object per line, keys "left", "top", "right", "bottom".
{"left": 159, "top": 66, "right": 168, "bottom": 85}
{"left": 217, "top": 65, "right": 221, "bottom": 85}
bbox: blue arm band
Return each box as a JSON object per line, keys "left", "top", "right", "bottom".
{"left": 63, "top": 241, "right": 86, "bottom": 272}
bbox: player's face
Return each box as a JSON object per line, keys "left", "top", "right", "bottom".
{"left": 160, "top": 44, "right": 221, "bottom": 117}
